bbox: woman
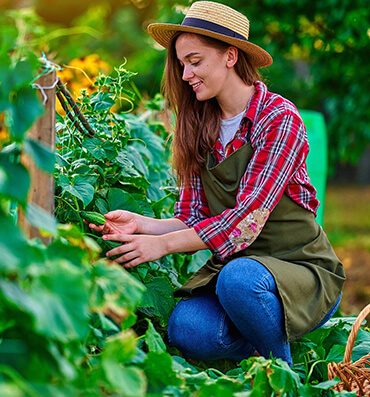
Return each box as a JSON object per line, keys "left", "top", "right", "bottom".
{"left": 89, "top": 1, "right": 345, "bottom": 365}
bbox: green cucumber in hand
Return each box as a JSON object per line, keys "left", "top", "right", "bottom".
{"left": 81, "top": 211, "right": 105, "bottom": 225}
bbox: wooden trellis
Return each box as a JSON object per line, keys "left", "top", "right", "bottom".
{"left": 18, "top": 71, "right": 56, "bottom": 244}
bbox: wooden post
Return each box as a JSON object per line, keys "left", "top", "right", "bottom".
{"left": 18, "top": 70, "right": 56, "bottom": 243}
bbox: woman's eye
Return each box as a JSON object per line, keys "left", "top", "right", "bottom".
{"left": 191, "top": 61, "right": 200, "bottom": 66}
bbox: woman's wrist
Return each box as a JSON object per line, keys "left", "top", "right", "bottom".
{"left": 136, "top": 216, "right": 188, "bottom": 236}
{"left": 161, "top": 227, "right": 209, "bottom": 255}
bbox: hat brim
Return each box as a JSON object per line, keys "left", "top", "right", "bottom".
{"left": 148, "top": 23, "right": 272, "bottom": 68}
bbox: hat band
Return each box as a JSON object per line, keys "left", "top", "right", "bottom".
{"left": 181, "top": 17, "right": 247, "bottom": 41}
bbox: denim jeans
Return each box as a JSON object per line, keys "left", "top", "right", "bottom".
{"left": 168, "top": 258, "right": 341, "bottom": 365}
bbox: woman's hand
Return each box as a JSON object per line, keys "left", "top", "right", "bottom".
{"left": 103, "top": 234, "right": 167, "bottom": 268}
{"left": 88, "top": 210, "right": 139, "bottom": 235}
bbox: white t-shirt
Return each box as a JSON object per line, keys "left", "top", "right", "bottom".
{"left": 219, "top": 110, "right": 245, "bottom": 150}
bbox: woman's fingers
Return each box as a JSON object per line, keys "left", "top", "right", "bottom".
{"left": 106, "top": 240, "right": 141, "bottom": 268}
{"left": 103, "top": 234, "right": 164, "bottom": 268}
{"left": 89, "top": 223, "right": 105, "bottom": 232}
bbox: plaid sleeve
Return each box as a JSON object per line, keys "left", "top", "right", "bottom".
{"left": 174, "top": 173, "right": 211, "bottom": 227}
{"left": 194, "top": 109, "right": 309, "bottom": 260}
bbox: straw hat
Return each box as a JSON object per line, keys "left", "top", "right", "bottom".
{"left": 147, "top": 1, "right": 272, "bottom": 68}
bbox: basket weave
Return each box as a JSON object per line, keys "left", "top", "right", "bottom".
{"left": 328, "top": 303, "right": 370, "bottom": 396}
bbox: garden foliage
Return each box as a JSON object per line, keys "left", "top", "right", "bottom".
{"left": 0, "top": 9, "right": 369, "bottom": 397}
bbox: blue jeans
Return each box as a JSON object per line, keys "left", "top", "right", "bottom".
{"left": 168, "top": 258, "right": 341, "bottom": 365}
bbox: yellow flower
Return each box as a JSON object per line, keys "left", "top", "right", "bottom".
{"left": 56, "top": 54, "right": 112, "bottom": 114}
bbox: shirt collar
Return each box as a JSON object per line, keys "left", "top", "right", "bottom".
{"left": 242, "top": 80, "right": 268, "bottom": 126}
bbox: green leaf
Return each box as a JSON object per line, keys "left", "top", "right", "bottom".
{"left": 102, "top": 140, "right": 117, "bottom": 161}
{"left": 311, "top": 378, "right": 341, "bottom": 389}
{"left": 352, "top": 342, "right": 370, "bottom": 362}
{"left": 326, "top": 344, "right": 345, "bottom": 363}
{"left": 125, "top": 116, "right": 165, "bottom": 168}
{"left": 249, "top": 365, "right": 272, "bottom": 397}
{"left": 46, "top": 238, "right": 88, "bottom": 267}
{"left": 8, "top": 85, "right": 43, "bottom": 139}
{"left": 0, "top": 259, "right": 91, "bottom": 342}
{"left": 24, "top": 138, "right": 55, "bottom": 174}
{"left": 268, "top": 361, "right": 300, "bottom": 393}
{"left": 0, "top": 155, "right": 30, "bottom": 203}
{"left": 103, "top": 364, "right": 147, "bottom": 397}
{"left": 82, "top": 138, "right": 108, "bottom": 161}
{"left": 25, "top": 202, "right": 57, "bottom": 235}
{"left": 105, "top": 188, "right": 143, "bottom": 214}
{"left": 144, "top": 319, "right": 166, "bottom": 353}
{"left": 32, "top": 260, "right": 91, "bottom": 341}
{"left": 125, "top": 146, "right": 148, "bottom": 177}
{"left": 142, "top": 352, "right": 182, "bottom": 394}
{"left": 102, "top": 330, "right": 138, "bottom": 364}
{"left": 138, "top": 276, "right": 176, "bottom": 326}
{"left": 55, "top": 152, "right": 70, "bottom": 167}
{"left": 90, "top": 92, "right": 115, "bottom": 111}
{"left": 0, "top": 383, "right": 24, "bottom": 397}
{"left": 197, "top": 383, "right": 236, "bottom": 397}
{"left": 90, "top": 260, "right": 145, "bottom": 315}
{"left": 59, "top": 174, "right": 94, "bottom": 207}
{"left": 0, "top": 209, "right": 45, "bottom": 274}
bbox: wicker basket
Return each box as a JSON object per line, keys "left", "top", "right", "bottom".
{"left": 328, "top": 303, "right": 370, "bottom": 396}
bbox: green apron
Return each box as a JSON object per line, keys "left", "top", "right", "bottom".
{"left": 175, "top": 142, "right": 345, "bottom": 342}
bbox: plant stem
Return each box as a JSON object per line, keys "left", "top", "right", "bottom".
{"left": 206, "top": 368, "right": 225, "bottom": 377}
{"left": 306, "top": 359, "right": 326, "bottom": 384}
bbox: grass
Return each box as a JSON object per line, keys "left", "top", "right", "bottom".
{"left": 323, "top": 184, "right": 370, "bottom": 250}
{"left": 323, "top": 184, "right": 370, "bottom": 315}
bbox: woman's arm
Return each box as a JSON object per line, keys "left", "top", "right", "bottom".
{"left": 103, "top": 227, "right": 208, "bottom": 268}
{"left": 88, "top": 210, "right": 189, "bottom": 236}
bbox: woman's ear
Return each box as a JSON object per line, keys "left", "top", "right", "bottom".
{"left": 226, "top": 46, "right": 239, "bottom": 68}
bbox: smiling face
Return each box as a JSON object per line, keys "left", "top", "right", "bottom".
{"left": 175, "top": 33, "right": 236, "bottom": 102}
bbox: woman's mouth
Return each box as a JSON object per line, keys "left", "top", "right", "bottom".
{"left": 192, "top": 82, "right": 202, "bottom": 91}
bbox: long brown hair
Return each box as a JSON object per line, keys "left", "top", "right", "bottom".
{"left": 163, "top": 33, "right": 261, "bottom": 187}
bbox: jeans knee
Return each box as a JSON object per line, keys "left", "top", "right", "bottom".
{"left": 217, "top": 258, "right": 267, "bottom": 295}
{"left": 167, "top": 300, "right": 210, "bottom": 359}
{"left": 167, "top": 301, "right": 187, "bottom": 350}
{"left": 216, "top": 258, "right": 279, "bottom": 315}
{"left": 167, "top": 296, "right": 229, "bottom": 361}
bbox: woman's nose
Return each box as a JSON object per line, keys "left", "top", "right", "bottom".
{"left": 182, "top": 65, "right": 194, "bottom": 81}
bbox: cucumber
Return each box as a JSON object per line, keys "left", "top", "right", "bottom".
{"left": 81, "top": 211, "right": 105, "bottom": 225}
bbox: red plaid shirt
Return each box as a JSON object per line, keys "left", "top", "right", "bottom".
{"left": 174, "top": 81, "right": 319, "bottom": 260}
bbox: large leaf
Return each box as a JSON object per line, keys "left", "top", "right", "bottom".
{"left": 124, "top": 115, "right": 165, "bottom": 168}
{"left": 138, "top": 276, "right": 176, "bottom": 326}
{"left": 105, "top": 188, "right": 143, "bottom": 214}
{"left": 197, "top": 383, "right": 237, "bottom": 397}
{"left": 142, "top": 352, "right": 182, "bottom": 394}
{"left": 47, "top": 238, "right": 88, "bottom": 267}
{"left": 103, "top": 363, "right": 147, "bottom": 397}
{"left": 8, "top": 85, "right": 44, "bottom": 140}
{"left": 0, "top": 209, "right": 44, "bottom": 273}
{"left": 90, "top": 260, "right": 145, "bottom": 315}
{"left": 82, "top": 138, "right": 110, "bottom": 161}
{"left": 25, "top": 202, "right": 57, "bottom": 235}
{"left": 102, "top": 330, "right": 138, "bottom": 364}
{"left": 268, "top": 361, "right": 300, "bottom": 394}
{"left": 59, "top": 174, "right": 94, "bottom": 207}
{"left": 0, "top": 155, "right": 30, "bottom": 203}
{"left": 144, "top": 319, "right": 166, "bottom": 353}
{"left": 326, "top": 344, "right": 346, "bottom": 363}
{"left": 0, "top": 259, "right": 90, "bottom": 342}
{"left": 90, "top": 91, "right": 115, "bottom": 111}
{"left": 125, "top": 146, "right": 148, "bottom": 178}
{"left": 24, "top": 137, "right": 55, "bottom": 174}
